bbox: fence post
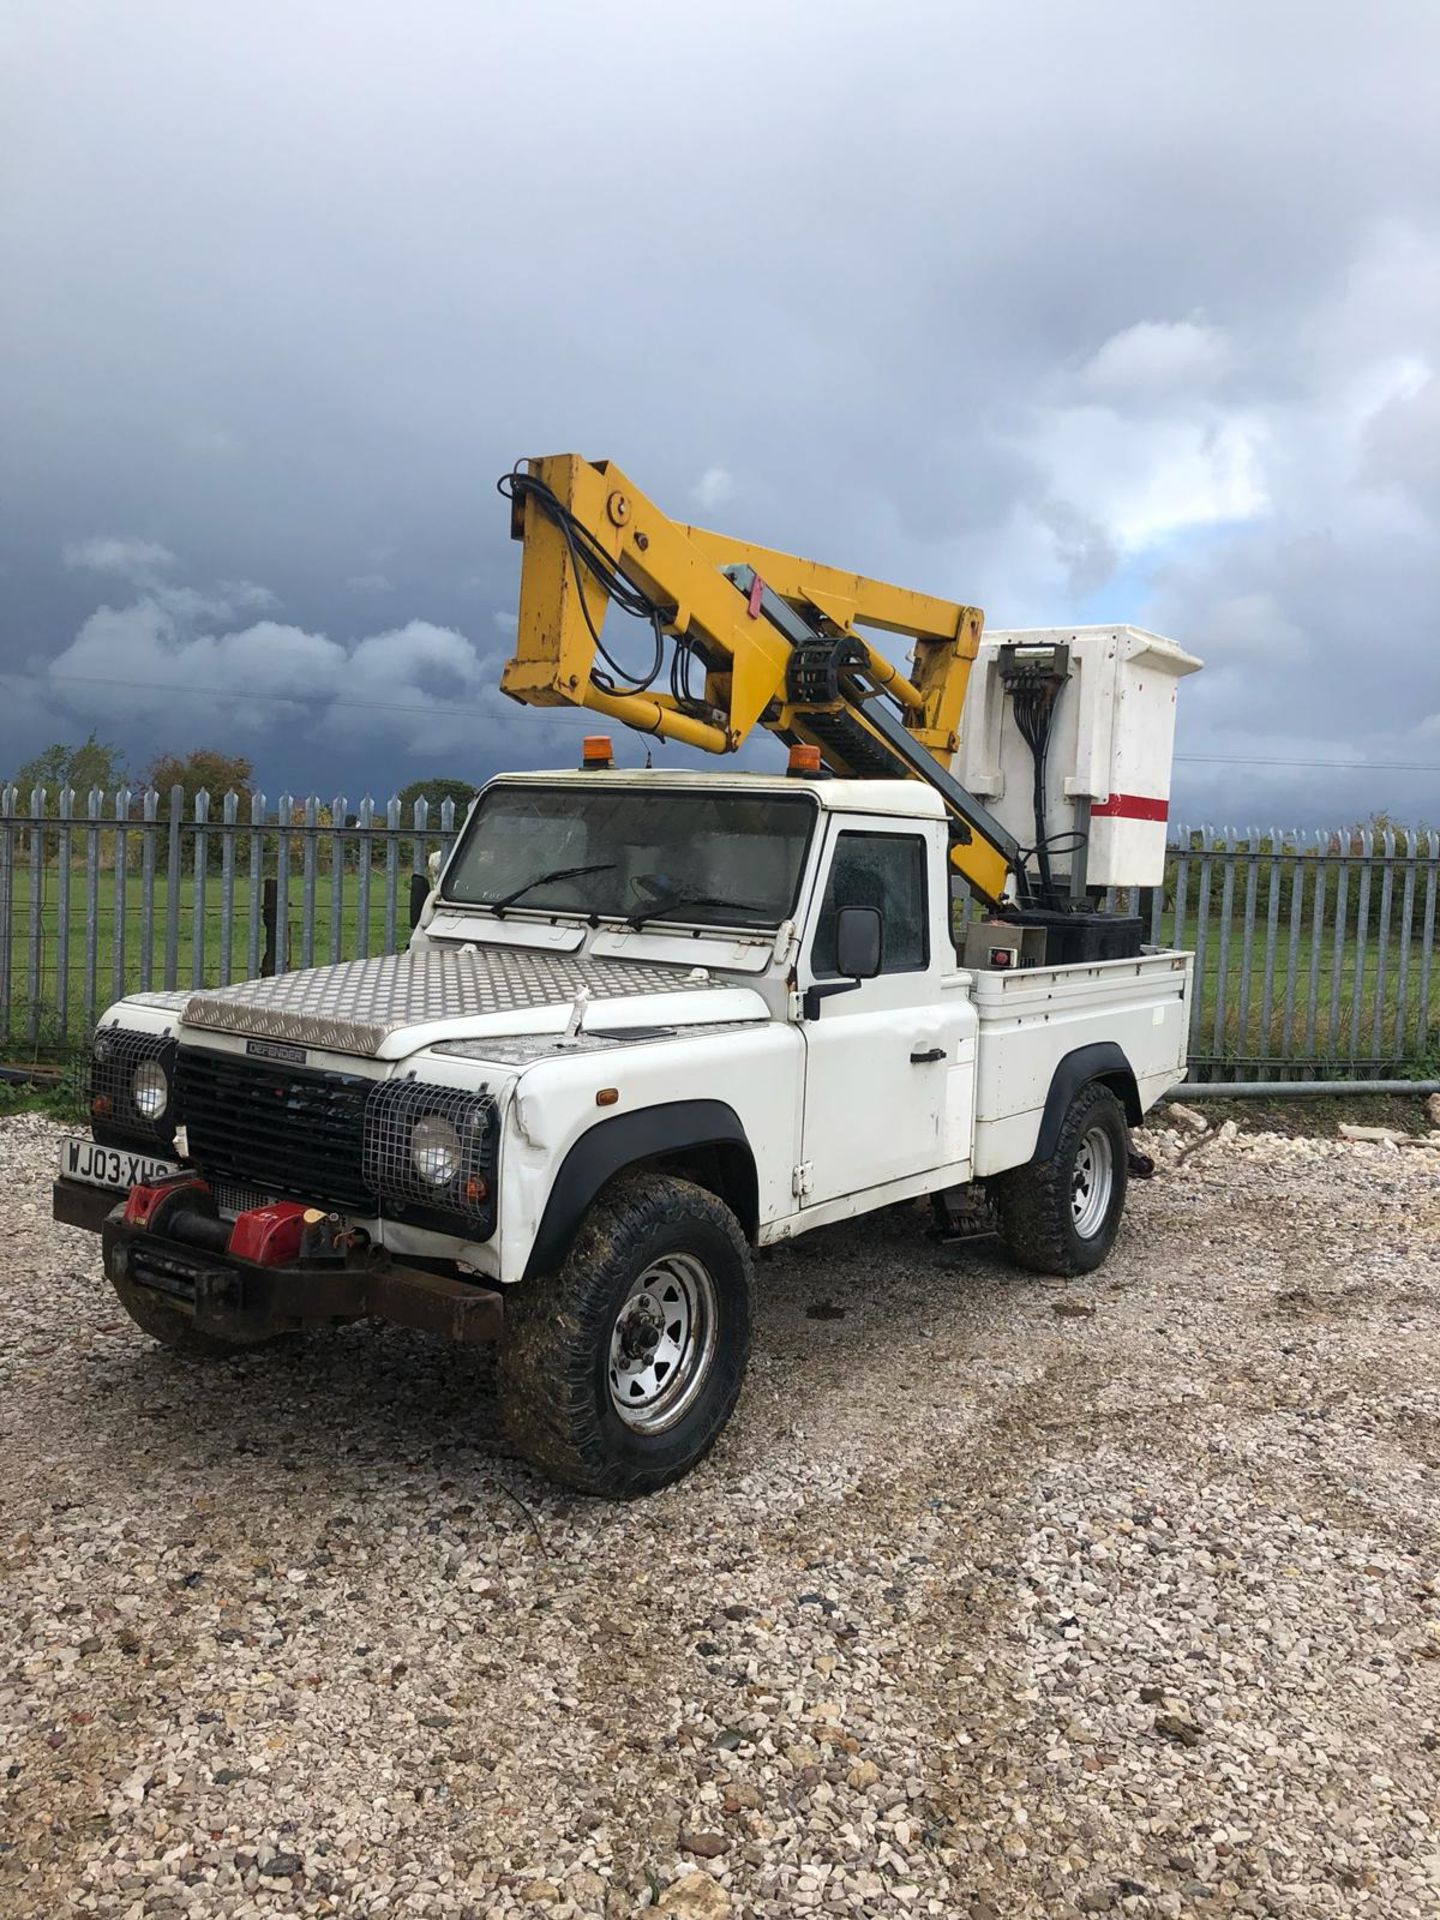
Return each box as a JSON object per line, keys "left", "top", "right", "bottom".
{"left": 139, "top": 789, "right": 157, "bottom": 991}
{"left": 1303, "top": 830, "right": 1325, "bottom": 1055}
{"left": 1171, "top": 831, "right": 1189, "bottom": 955}
{"left": 1235, "top": 826, "right": 1259, "bottom": 1058}
{"left": 1278, "top": 831, "right": 1302, "bottom": 1065}
{"left": 301, "top": 794, "right": 318, "bottom": 969}
{"left": 247, "top": 790, "right": 265, "bottom": 980}
{"left": 1348, "top": 828, "right": 1374, "bottom": 1064}
{"left": 1371, "top": 828, "right": 1395, "bottom": 1065}
{"left": 356, "top": 797, "right": 373, "bottom": 960}
{"left": 164, "top": 785, "right": 183, "bottom": 988}
{"left": 384, "top": 795, "right": 400, "bottom": 949}
{"left": 330, "top": 793, "right": 346, "bottom": 964}
{"left": 1257, "top": 825, "right": 1282, "bottom": 1056}
{"left": 1416, "top": 830, "right": 1437, "bottom": 1059}
{"left": 192, "top": 788, "right": 209, "bottom": 990}
{"left": 412, "top": 796, "right": 429, "bottom": 882}
{"left": 82, "top": 788, "right": 102, "bottom": 1031}
{"left": 276, "top": 793, "right": 292, "bottom": 974}
{"left": 220, "top": 791, "right": 237, "bottom": 986}
{"left": 1393, "top": 827, "right": 1417, "bottom": 1060}
{"left": 56, "top": 786, "right": 73, "bottom": 1039}
{"left": 26, "top": 785, "right": 45, "bottom": 1047}
{"left": 0, "top": 786, "right": 13, "bottom": 1043}
{"left": 1190, "top": 829, "right": 1213, "bottom": 1060}
{"left": 1211, "top": 828, "right": 1237, "bottom": 1063}
{"left": 261, "top": 878, "right": 278, "bottom": 977}
{"left": 112, "top": 787, "right": 129, "bottom": 1014}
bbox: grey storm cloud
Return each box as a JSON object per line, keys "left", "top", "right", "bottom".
{"left": 1, "top": 0, "right": 1438, "bottom": 817}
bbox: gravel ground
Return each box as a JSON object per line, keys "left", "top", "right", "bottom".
{"left": 3, "top": 1109, "right": 1440, "bottom": 1920}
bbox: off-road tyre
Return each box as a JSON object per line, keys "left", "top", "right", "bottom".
{"left": 500, "top": 1172, "right": 753, "bottom": 1497}
{"left": 109, "top": 1272, "right": 296, "bottom": 1358}
{"left": 992, "top": 1080, "right": 1130, "bottom": 1277}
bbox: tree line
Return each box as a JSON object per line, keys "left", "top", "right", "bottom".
{"left": 8, "top": 733, "right": 477, "bottom": 825}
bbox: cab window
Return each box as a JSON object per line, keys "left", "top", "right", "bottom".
{"left": 811, "top": 831, "right": 929, "bottom": 978}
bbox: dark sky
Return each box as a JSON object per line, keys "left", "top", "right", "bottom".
{"left": 2, "top": 1, "right": 1437, "bottom": 824}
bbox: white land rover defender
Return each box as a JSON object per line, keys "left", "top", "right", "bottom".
{"left": 55, "top": 765, "right": 1191, "bottom": 1495}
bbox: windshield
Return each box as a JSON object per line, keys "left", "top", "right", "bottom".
{"left": 443, "top": 784, "right": 816, "bottom": 928}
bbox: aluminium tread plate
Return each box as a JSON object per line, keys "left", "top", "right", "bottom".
{"left": 180, "top": 948, "right": 707, "bottom": 1056}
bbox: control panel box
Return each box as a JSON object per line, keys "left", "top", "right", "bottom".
{"left": 957, "top": 626, "right": 1201, "bottom": 889}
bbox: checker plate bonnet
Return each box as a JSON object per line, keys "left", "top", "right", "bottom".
{"left": 181, "top": 948, "right": 707, "bottom": 1056}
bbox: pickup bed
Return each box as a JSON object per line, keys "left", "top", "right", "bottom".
{"left": 55, "top": 767, "right": 1191, "bottom": 1495}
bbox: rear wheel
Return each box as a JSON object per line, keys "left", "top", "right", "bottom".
{"left": 500, "top": 1172, "right": 753, "bottom": 1497}
{"left": 992, "top": 1081, "right": 1130, "bottom": 1276}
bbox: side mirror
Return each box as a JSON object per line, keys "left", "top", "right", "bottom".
{"left": 835, "top": 904, "right": 882, "bottom": 980}
{"left": 803, "top": 904, "right": 884, "bottom": 1019}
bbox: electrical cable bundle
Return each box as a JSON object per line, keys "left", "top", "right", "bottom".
{"left": 1006, "top": 671, "right": 1068, "bottom": 909}
{"left": 499, "top": 468, "right": 715, "bottom": 719}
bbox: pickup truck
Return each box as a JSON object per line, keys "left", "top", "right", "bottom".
{"left": 55, "top": 766, "right": 1191, "bottom": 1495}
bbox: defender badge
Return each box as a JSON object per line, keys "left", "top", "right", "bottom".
{"left": 246, "top": 1039, "right": 307, "bottom": 1066}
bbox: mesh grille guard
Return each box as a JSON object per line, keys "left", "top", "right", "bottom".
{"left": 90, "top": 1026, "right": 177, "bottom": 1152}
{"left": 364, "top": 1079, "right": 498, "bottom": 1239}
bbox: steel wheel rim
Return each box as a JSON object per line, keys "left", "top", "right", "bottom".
{"left": 608, "top": 1253, "right": 718, "bottom": 1434}
{"left": 1071, "top": 1126, "right": 1114, "bottom": 1238}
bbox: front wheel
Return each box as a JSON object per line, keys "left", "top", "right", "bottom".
{"left": 500, "top": 1173, "right": 753, "bottom": 1497}
{"left": 991, "top": 1081, "right": 1130, "bottom": 1276}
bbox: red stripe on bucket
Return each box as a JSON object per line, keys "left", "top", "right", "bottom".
{"left": 1091, "top": 793, "right": 1169, "bottom": 822}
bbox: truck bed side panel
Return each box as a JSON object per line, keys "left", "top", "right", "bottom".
{"left": 970, "top": 952, "right": 1191, "bottom": 1177}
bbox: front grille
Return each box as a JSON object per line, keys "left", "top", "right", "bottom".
{"left": 175, "top": 1048, "right": 375, "bottom": 1213}
{"left": 210, "top": 1180, "right": 280, "bottom": 1218}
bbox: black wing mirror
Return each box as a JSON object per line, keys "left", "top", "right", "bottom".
{"left": 803, "top": 904, "right": 884, "bottom": 1018}
{"left": 835, "top": 904, "right": 882, "bottom": 980}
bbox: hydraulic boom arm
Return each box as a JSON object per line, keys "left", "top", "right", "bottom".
{"left": 499, "top": 454, "right": 1021, "bottom": 906}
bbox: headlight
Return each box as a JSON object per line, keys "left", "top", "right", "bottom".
{"left": 131, "top": 1058, "right": 170, "bottom": 1121}
{"left": 410, "top": 1114, "right": 461, "bottom": 1186}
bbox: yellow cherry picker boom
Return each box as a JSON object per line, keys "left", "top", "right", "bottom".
{"left": 498, "top": 453, "right": 1021, "bottom": 909}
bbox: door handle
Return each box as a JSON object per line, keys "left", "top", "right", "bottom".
{"left": 909, "top": 1046, "right": 947, "bottom": 1064}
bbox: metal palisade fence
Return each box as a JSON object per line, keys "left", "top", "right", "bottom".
{"left": 1110, "top": 825, "right": 1439, "bottom": 1082}
{"left": 0, "top": 786, "right": 467, "bottom": 1049}
{"left": 0, "top": 793, "right": 1437, "bottom": 1083}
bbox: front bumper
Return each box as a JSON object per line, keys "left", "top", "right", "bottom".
{"left": 55, "top": 1178, "right": 504, "bottom": 1346}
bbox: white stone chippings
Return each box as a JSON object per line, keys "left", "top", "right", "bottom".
{"left": 3, "top": 1110, "right": 1440, "bottom": 1918}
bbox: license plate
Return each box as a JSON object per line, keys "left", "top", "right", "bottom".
{"left": 59, "top": 1137, "right": 180, "bottom": 1193}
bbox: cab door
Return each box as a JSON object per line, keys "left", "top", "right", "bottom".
{"left": 797, "top": 819, "right": 969, "bottom": 1208}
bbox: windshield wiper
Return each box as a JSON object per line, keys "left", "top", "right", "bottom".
{"left": 625, "top": 893, "right": 774, "bottom": 930}
{"left": 486, "top": 862, "right": 616, "bottom": 915}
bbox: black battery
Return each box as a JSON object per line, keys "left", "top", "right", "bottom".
{"left": 997, "top": 908, "right": 1144, "bottom": 966}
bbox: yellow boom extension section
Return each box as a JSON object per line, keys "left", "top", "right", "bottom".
{"left": 499, "top": 454, "right": 1018, "bottom": 906}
